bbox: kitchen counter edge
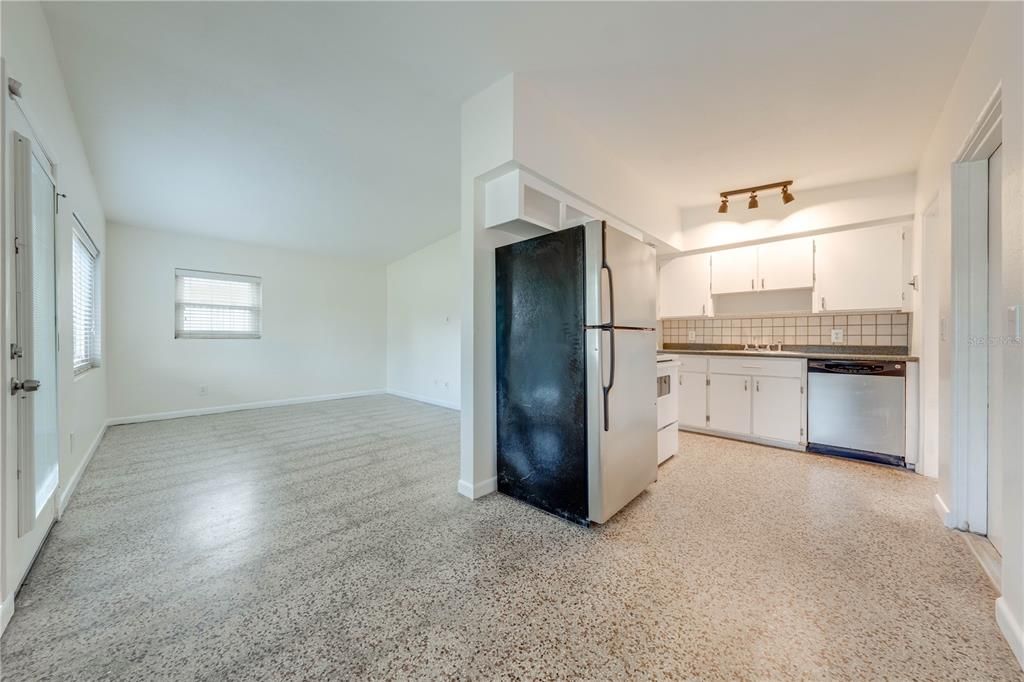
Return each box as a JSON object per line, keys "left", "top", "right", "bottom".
{"left": 658, "top": 349, "right": 919, "bottom": 362}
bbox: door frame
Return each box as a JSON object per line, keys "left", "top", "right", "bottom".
{"left": 950, "top": 86, "right": 1002, "bottom": 533}
{"left": 1, "top": 61, "right": 63, "bottom": 632}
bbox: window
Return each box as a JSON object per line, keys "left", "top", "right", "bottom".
{"left": 72, "top": 217, "right": 101, "bottom": 374}
{"left": 174, "top": 269, "right": 262, "bottom": 339}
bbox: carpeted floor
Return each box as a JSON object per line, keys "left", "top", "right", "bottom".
{"left": 1, "top": 394, "right": 1019, "bottom": 679}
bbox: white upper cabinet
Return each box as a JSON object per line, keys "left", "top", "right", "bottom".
{"left": 756, "top": 238, "right": 814, "bottom": 291}
{"left": 658, "top": 223, "right": 905, "bottom": 317}
{"left": 710, "top": 245, "right": 758, "bottom": 294}
{"left": 813, "top": 224, "right": 904, "bottom": 312}
{"left": 658, "top": 254, "right": 711, "bottom": 318}
{"left": 711, "top": 240, "right": 813, "bottom": 295}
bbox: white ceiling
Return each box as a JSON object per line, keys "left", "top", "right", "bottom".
{"left": 43, "top": 2, "right": 986, "bottom": 262}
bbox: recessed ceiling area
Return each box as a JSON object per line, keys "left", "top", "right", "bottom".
{"left": 43, "top": 1, "right": 987, "bottom": 261}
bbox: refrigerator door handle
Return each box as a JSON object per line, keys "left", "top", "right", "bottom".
{"left": 601, "top": 326, "right": 615, "bottom": 431}
{"left": 599, "top": 222, "right": 615, "bottom": 432}
{"left": 601, "top": 222, "right": 615, "bottom": 327}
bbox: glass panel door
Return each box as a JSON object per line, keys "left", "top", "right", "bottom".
{"left": 27, "top": 153, "right": 59, "bottom": 521}
{"left": 12, "top": 131, "right": 60, "bottom": 536}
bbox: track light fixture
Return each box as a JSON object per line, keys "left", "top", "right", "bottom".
{"left": 717, "top": 180, "right": 794, "bottom": 214}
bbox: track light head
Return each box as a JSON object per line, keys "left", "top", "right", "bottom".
{"left": 718, "top": 180, "right": 792, "bottom": 211}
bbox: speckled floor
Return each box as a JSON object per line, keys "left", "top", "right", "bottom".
{"left": 1, "top": 394, "right": 1020, "bottom": 680}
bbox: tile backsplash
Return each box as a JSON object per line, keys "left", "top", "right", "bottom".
{"left": 661, "top": 312, "right": 911, "bottom": 348}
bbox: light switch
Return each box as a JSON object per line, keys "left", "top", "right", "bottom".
{"left": 831, "top": 328, "right": 844, "bottom": 343}
{"left": 688, "top": 330, "right": 696, "bottom": 341}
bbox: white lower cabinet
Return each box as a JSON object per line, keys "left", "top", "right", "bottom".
{"left": 751, "top": 376, "right": 803, "bottom": 443}
{"left": 708, "top": 373, "right": 751, "bottom": 435}
{"left": 678, "top": 371, "right": 709, "bottom": 429}
{"left": 677, "top": 355, "right": 806, "bottom": 449}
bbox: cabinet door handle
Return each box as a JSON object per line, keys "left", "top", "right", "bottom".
{"left": 756, "top": 380, "right": 760, "bottom": 392}
{"left": 679, "top": 373, "right": 683, "bottom": 385}
{"left": 751, "top": 278, "right": 754, "bottom": 290}
{"left": 744, "top": 379, "right": 748, "bottom": 392}
{"left": 702, "top": 303, "right": 706, "bottom": 316}
{"left": 761, "top": 278, "right": 765, "bottom": 289}
{"left": 821, "top": 296, "right": 826, "bottom": 311}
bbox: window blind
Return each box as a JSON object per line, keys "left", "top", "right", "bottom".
{"left": 72, "top": 222, "right": 101, "bottom": 374}
{"left": 175, "top": 269, "right": 262, "bottom": 339}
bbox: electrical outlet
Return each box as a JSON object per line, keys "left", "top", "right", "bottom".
{"left": 688, "top": 330, "right": 696, "bottom": 341}
{"left": 199, "top": 385, "right": 209, "bottom": 396}
{"left": 1009, "top": 305, "right": 1022, "bottom": 339}
{"left": 831, "top": 328, "right": 844, "bottom": 343}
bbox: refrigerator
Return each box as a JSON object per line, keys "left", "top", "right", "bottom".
{"left": 495, "top": 221, "right": 658, "bottom": 526}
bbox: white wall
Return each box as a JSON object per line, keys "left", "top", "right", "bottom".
{"left": 912, "top": 2, "right": 1023, "bottom": 667}
{"left": 106, "top": 224, "right": 386, "bottom": 420}
{"left": 674, "top": 174, "right": 916, "bottom": 253}
{"left": 512, "top": 78, "right": 681, "bottom": 246}
{"left": 459, "top": 75, "right": 520, "bottom": 499}
{"left": 386, "top": 232, "right": 460, "bottom": 409}
{"left": 1, "top": 0, "right": 110, "bottom": 614}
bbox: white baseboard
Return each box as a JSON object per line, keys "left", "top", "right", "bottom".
{"left": 57, "top": 422, "right": 108, "bottom": 518}
{"left": 386, "top": 389, "right": 459, "bottom": 411}
{"left": 108, "top": 390, "right": 385, "bottom": 425}
{"left": 997, "top": 597, "right": 1024, "bottom": 671}
{"left": 458, "top": 476, "right": 497, "bottom": 500}
{"left": 934, "top": 493, "right": 953, "bottom": 526}
{"left": 1, "top": 591, "right": 13, "bottom": 637}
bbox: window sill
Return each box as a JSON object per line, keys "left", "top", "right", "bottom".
{"left": 73, "top": 365, "right": 100, "bottom": 382}
{"left": 174, "top": 336, "right": 262, "bottom": 340}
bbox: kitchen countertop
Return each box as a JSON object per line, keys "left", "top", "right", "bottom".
{"left": 659, "top": 345, "right": 918, "bottom": 362}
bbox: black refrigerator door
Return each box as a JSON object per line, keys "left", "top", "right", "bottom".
{"left": 495, "top": 226, "right": 588, "bottom": 525}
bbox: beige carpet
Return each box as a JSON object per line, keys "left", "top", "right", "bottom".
{"left": 1, "top": 395, "right": 1019, "bottom": 679}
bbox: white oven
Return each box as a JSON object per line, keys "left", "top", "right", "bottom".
{"left": 656, "top": 355, "right": 680, "bottom": 464}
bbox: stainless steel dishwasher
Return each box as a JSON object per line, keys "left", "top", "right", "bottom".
{"left": 807, "top": 360, "right": 906, "bottom": 466}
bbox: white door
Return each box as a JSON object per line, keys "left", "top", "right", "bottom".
{"left": 710, "top": 245, "right": 757, "bottom": 295}
{"left": 987, "top": 144, "right": 1003, "bottom": 555}
{"left": 4, "top": 122, "right": 60, "bottom": 596}
{"left": 658, "top": 254, "right": 710, "bottom": 318}
{"left": 677, "top": 370, "right": 707, "bottom": 429}
{"left": 757, "top": 238, "right": 814, "bottom": 291}
{"left": 752, "top": 376, "right": 803, "bottom": 443}
{"left": 708, "top": 373, "right": 751, "bottom": 435}
{"left": 813, "top": 224, "right": 904, "bottom": 312}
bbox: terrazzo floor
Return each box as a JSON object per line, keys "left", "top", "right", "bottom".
{"left": 1, "top": 394, "right": 1020, "bottom": 680}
